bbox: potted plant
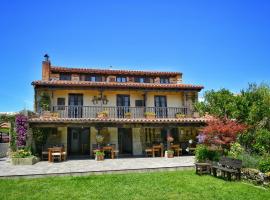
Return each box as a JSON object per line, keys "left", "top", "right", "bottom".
{"left": 175, "top": 113, "right": 185, "bottom": 119}
{"left": 193, "top": 112, "right": 200, "bottom": 118}
{"left": 51, "top": 112, "right": 59, "bottom": 118}
{"left": 97, "top": 110, "right": 109, "bottom": 118}
{"left": 11, "top": 148, "right": 39, "bottom": 165}
{"left": 167, "top": 150, "right": 174, "bottom": 158}
{"left": 95, "top": 150, "right": 105, "bottom": 161}
{"left": 144, "top": 112, "right": 155, "bottom": 119}
{"left": 124, "top": 112, "right": 132, "bottom": 119}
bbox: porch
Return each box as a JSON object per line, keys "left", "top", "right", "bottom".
{"left": 0, "top": 156, "right": 194, "bottom": 178}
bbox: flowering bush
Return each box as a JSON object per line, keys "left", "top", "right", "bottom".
{"left": 228, "top": 142, "right": 244, "bottom": 159}
{"left": 12, "top": 149, "right": 32, "bottom": 158}
{"left": 15, "top": 114, "right": 28, "bottom": 147}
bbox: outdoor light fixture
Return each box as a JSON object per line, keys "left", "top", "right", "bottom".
{"left": 92, "top": 92, "right": 108, "bottom": 105}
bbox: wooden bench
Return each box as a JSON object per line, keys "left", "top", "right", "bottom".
{"left": 212, "top": 157, "right": 242, "bottom": 181}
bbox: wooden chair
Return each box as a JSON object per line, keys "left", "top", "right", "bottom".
{"left": 51, "top": 147, "right": 62, "bottom": 162}
{"left": 153, "top": 145, "right": 163, "bottom": 157}
{"left": 61, "top": 147, "right": 67, "bottom": 161}
{"left": 145, "top": 148, "right": 153, "bottom": 157}
{"left": 41, "top": 146, "right": 48, "bottom": 161}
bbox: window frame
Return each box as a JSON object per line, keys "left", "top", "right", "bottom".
{"left": 160, "top": 77, "right": 170, "bottom": 84}
{"left": 59, "top": 73, "right": 71, "bottom": 81}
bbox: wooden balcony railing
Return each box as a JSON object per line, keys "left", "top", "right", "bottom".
{"left": 50, "top": 106, "right": 192, "bottom": 119}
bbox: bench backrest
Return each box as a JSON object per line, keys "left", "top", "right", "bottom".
{"left": 219, "top": 157, "right": 242, "bottom": 169}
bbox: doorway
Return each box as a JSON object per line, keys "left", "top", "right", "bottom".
{"left": 68, "top": 94, "right": 83, "bottom": 118}
{"left": 118, "top": 128, "right": 133, "bottom": 155}
{"left": 154, "top": 96, "right": 167, "bottom": 118}
{"left": 67, "top": 127, "right": 90, "bottom": 156}
{"left": 116, "top": 95, "right": 130, "bottom": 118}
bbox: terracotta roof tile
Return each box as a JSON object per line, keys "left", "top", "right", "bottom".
{"left": 32, "top": 80, "right": 204, "bottom": 90}
{"left": 51, "top": 66, "right": 182, "bottom": 76}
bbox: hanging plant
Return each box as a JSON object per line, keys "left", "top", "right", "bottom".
{"left": 15, "top": 114, "right": 28, "bottom": 148}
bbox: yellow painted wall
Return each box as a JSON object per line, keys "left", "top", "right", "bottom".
{"left": 45, "top": 89, "right": 192, "bottom": 108}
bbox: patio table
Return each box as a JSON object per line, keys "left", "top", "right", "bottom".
{"left": 170, "top": 144, "right": 182, "bottom": 156}
{"left": 102, "top": 146, "right": 115, "bottom": 159}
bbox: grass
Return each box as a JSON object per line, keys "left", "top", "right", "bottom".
{"left": 0, "top": 170, "right": 269, "bottom": 200}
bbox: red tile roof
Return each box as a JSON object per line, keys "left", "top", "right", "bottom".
{"left": 28, "top": 117, "right": 210, "bottom": 124}
{"left": 51, "top": 66, "right": 182, "bottom": 76}
{"left": 32, "top": 80, "right": 204, "bottom": 90}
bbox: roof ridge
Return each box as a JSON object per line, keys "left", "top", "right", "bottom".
{"left": 50, "top": 66, "right": 182, "bottom": 75}
{"left": 31, "top": 80, "right": 204, "bottom": 90}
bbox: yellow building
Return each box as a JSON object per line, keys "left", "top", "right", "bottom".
{"left": 29, "top": 55, "right": 207, "bottom": 158}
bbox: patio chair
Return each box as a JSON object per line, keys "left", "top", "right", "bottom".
{"left": 41, "top": 146, "right": 48, "bottom": 161}
{"left": 51, "top": 147, "right": 62, "bottom": 162}
{"left": 145, "top": 148, "right": 153, "bottom": 157}
{"left": 153, "top": 145, "right": 163, "bottom": 157}
{"left": 61, "top": 147, "right": 67, "bottom": 161}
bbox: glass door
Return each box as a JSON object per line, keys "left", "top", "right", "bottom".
{"left": 154, "top": 96, "right": 167, "bottom": 118}
{"left": 116, "top": 95, "right": 130, "bottom": 118}
{"left": 68, "top": 94, "right": 83, "bottom": 118}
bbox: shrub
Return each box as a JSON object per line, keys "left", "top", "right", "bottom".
{"left": 228, "top": 142, "right": 244, "bottom": 159}
{"left": 12, "top": 148, "right": 32, "bottom": 158}
{"left": 237, "top": 151, "right": 261, "bottom": 169}
{"left": 195, "top": 144, "right": 220, "bottom": 162}
{"left": 259, "top": 155, "right": 270, "bottom": 173}
{"left": 253, "top": 129, "right": 270, "bottom": 154}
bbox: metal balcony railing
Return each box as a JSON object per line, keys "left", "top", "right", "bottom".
{"left": 50, "top": 106, "right": 191, "bottom": 119}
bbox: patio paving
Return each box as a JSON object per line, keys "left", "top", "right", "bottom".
{"left": 0, "top": 156, "right": 195, "bottom": 178}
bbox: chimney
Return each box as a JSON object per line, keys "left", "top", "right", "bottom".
{"left": 42, "top": 54, "right": 51, "bottom": 81}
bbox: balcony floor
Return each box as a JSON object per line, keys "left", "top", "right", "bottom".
{"left": 0, "top": 156, "right": 194, "bottom": 178}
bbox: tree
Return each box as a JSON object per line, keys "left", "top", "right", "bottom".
{"left": 201, "top": 118, "right": 247, "bottom": 150}
{"left": 235, "top": 83, "right": 270, "bottom": 129}
{"left": 195, "top": 89, "right": 238, "bottom": 119}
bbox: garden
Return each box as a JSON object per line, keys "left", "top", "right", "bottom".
{"left": 194, "top": 83, "right": 270, "bottom": 186}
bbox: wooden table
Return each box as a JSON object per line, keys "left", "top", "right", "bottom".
{"left": 102, "top": 146, "right": 115, "bottom": 159}
{"left": 195, "top": 163, "right": 211, "bottom": 175}
{"left": 170, "top": 144, "right": 182, "bottom": 156}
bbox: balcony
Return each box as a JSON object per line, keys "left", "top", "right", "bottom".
{"left": 50, "top": 106, "right": 192, "bottom": 119}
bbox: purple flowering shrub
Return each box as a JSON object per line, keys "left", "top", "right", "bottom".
{"left": 15, "top": 114, "right": 28, "bottom": 147}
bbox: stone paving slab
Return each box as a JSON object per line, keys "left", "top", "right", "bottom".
{"left": 0, "top": 156, "right": 195, "bottom": 178}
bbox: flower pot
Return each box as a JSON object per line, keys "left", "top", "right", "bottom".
{"left": 95, "top": 155, "right": 104, "bottom": 161}
{"left": 167, "top": 153, "right": 174, "bottom": 158}
{"left": 11, "top": 156, "right": 39, "bottom": 165}
{"left": 175, "top": 114, "right": 185, "bottom": 119}
{"left": 51, "top": 112, "right": 59, "bottom": 118}
{"left": 145, "top": 115, "right": 155, "bottom": 119}
{"left": 42, "top": 111, "right": 52, "bottom": 118}
{"left": 193, "top": 112, "right": 200, "bottom": 118}
{"left": 97, "top": 113, "right": 108, "bottom": 119}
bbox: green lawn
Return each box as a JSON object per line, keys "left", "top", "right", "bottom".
{"left": 0, "top": 170, "right": 269, "bottom": 200}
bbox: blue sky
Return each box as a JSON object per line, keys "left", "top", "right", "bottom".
{"left": 0, "top": 0, "right": 269, "bottom": 112}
